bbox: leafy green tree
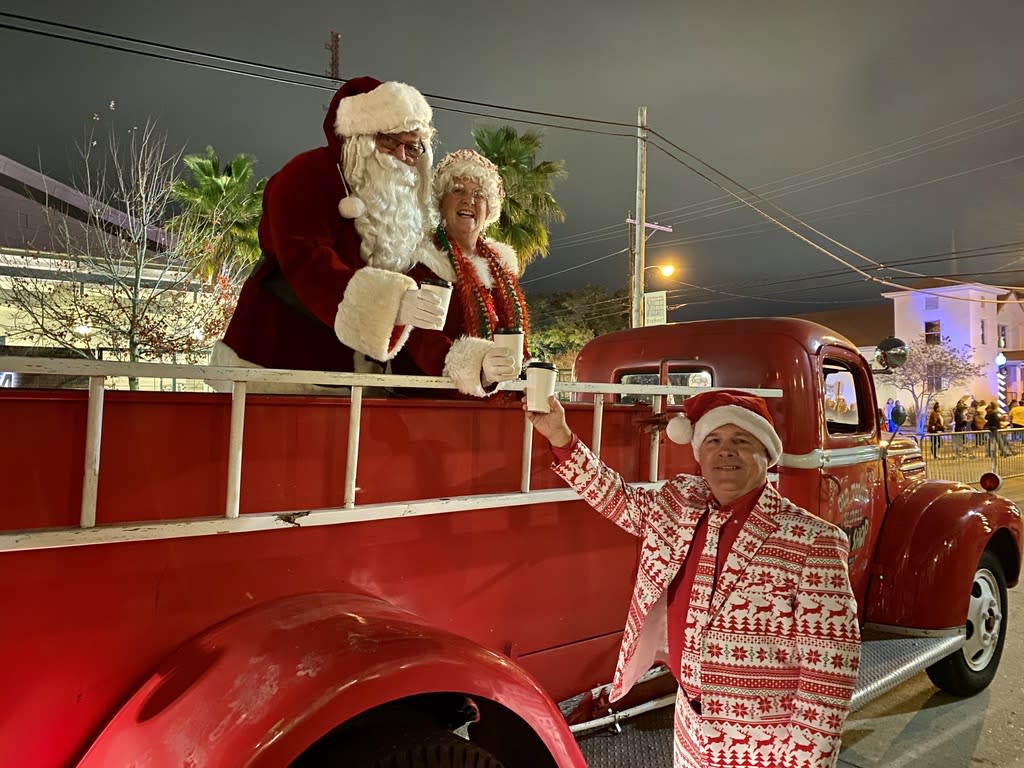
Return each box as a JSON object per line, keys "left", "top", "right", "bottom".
{"left": 528, "top": 285, "right": 628, "bottom": 371}
{"left": 473, "top": 126, "right": 566, "bottom": 271}
{"left": 890, "top": 335, "right": 985, "bottom": 432}
{"left": 168, "top": 146, "right": 265, "bottom": 282}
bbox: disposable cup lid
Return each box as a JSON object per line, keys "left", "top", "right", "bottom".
{"left": 527, "top": 361, "right": 556, "bottom": 371}
{"left": 421, "top": 279, "right": 452, "bottom": 288}
{"left": 493, "top": 327, "right": 523, "bottom": 335}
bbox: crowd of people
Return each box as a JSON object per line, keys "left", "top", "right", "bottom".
{"left": 885, "top": 395, "right": 1024, "bottom": 459}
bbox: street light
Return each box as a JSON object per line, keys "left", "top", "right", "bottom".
{"left": 633, "top": 263, "right": 676, "bottom": 327}
{"left": 647, "top": 263, "right": 674, "bottom": 278}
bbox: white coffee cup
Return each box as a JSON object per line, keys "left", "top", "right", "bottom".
{"left": 525, "top": 361, "right": 558, "bottom": 413}
{"left": 492, "top": 327, "right": 525, "bottom": 375}
{"left": 419, "top": 279, "right": 452, "bottom": 325}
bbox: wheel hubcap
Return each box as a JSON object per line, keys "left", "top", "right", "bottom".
{"left": 962, "top": 568, "right": 1002, "bottom": 671}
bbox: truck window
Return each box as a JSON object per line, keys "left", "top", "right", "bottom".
{"left": 823, "top": 359, "right": 866, "bottom": 434}
{"left": 618, "top": 369, "right": 712, "bottom": 405}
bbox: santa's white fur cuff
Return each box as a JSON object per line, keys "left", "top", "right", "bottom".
{"left": 444, "top": 336, "right": 495, "bottom": 397}
{"left": 334, "top": 267, "right": 416, "bottom": 361}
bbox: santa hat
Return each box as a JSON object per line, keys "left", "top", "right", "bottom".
{"left": 328, "top": 77, "right": 434, "bottom": 219}
{"left": 433, "top": 149, "right": 506, "bottom": 228}
{"left": 666, "top": 389, "right": 783, "bottom": 467}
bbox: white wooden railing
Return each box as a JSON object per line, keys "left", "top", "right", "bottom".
{"left": 0, "top": 356, "right": 782, "bottom": 551}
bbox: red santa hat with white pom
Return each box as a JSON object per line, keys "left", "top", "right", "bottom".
{"left": 327, "top": 76, "right": 435, "bottom": 220}
{"left": 666, "top": 389, "right": 783, "bottom": 467}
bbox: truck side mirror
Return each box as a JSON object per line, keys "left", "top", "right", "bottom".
{"left": 874, "top": 337, "right": 908, "bottom": 372}
{"left": 891, "top": 403, "right": 907, "bottom": 427}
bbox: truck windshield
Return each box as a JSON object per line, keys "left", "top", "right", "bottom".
{"left": 618, "top": 370, "right": 712, "bottom": 405}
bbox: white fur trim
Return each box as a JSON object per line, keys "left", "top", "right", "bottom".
{"left": 665, "top": 414, "right": 693, "bottom": 444}
{"left": 334, "top": 267, "right": 416, "bottom": 362}
{"left": 443, "top": 336, "right": 494, "bottom": 397}
{"left": 334, "top": 81, "right": 433, "bottom": 139}
{"left": 338, "top": 196, "right": 366, "bottom": 219}
{"left": 487, "top": 239, "right": 520, "bottom": 277}
{"left": 414, "top": 238, "right": 456, "bottom": 283}
{"left": 468, "top": 252, "right": 493, "bottom": 288}
{"left": 690, "top": 404, "right": 783, "bottom": 467}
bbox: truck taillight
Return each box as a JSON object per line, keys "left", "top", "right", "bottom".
{"left": 979, "top": 472, "right": 1002, "bottom": 492}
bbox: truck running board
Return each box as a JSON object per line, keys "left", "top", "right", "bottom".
{"left": 566, "top": 634, "right": 966, "bottom": 736}
{"left": 851, "top": 635, "right": 965, "bottom": 711}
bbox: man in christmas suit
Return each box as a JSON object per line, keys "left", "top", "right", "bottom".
{"left": 211, "top": 76, "right": 451, "bottom": 390}
{"left": 526, "top": 389, "right": 861, "bottom": 768}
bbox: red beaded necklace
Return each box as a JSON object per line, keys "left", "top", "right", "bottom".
{"left": 435, "top": 225, "right": 530, "bottom": 340}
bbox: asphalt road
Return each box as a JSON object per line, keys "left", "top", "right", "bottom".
{"left": 578, "top": 479, "right": 1024, "bottom": 768}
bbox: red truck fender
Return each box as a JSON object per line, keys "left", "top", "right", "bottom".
{"left": 865, "top": 478, "right": 1023, "bottom": 630}
{"left": 76, "top": 592, "right": 586, "bottom": 768}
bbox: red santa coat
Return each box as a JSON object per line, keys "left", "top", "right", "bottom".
{"left": 217, "top": 86, "right": 416, "bottom": 374}
{"left": 553, "top": 440, "right": 860, "bottom": 768}
{"left": 390, "top": 237, "right": 524, "bottom": 397}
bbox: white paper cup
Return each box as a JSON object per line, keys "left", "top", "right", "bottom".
{"left": 526, "top": 362, "right": 558, "bottom": 413}
{"left": 419, "top": 280, "right": 452, "bottom": 325}
{"left": 492, "top": 328, "right": 524, "bottom": 375}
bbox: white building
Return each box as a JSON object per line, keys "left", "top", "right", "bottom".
{"left": 882, "top": 280, "right": 1024, "bottom": 407}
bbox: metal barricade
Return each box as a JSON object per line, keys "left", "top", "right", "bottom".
{"left": 919, "top": 428, "right": 1024, "bottom": 484}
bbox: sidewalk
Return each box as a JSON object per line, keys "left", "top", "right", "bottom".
{"left": 977, "top": 474, "right": 1024, "bottom": 504}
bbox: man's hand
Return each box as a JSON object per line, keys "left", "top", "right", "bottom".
{"left": 396, "top": 288, "right": 446, "bottom": 330}
{"left": 523, "top": 395, "right": 573, "bottom": 447}
{"left": 481, "top": 347, "right": 517, "bottom": 386}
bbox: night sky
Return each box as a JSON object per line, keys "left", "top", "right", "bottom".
{"left": 3, "top": 1, "right": 1023, "bottom": 322}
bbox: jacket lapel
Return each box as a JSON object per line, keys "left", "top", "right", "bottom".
{"left": 708, "top": 484, "right": 781, "bottom": 618}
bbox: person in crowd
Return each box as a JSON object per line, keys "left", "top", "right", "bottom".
{"left": 1009, "top": 399, "right": 1024, "bottom": 442}
{"left": 524, "top": 388, "right": 860, "bottom": 768}
{"left": 953, "top": 397, "right": 969, "bottom": 456}
{"left": 985, "top": 402, "right": 1013, "bottom": 458}
{"left": 392, "top": 149, "right": 525, "bottom": 396}
{"left": 972, "top": 400, "right": 987, "bottom": 448}
{"left": 926, "top": 401, "right": 945, "bottom": 459}
{"left": 884, "top": 397, "right": 895, "bottom": 433}
{"left": 210, "top": 76, "right": 448, "bottom": 391}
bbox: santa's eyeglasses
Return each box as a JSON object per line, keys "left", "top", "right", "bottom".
{"left": 375, "top": 133, "right": 426, "bottom": 161}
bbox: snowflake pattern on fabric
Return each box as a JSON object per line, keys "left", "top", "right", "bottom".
{"left": 553, "top": 440, "right": 861, "bottom": 768}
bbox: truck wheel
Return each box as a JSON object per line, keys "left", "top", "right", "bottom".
{"left": 310, "top": 726, "right": 506, "bottom": 768}
{"left": 925, "top": 550, "right": 1007, "bottom": 696}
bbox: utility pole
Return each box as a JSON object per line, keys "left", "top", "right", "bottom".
{"left": 324, "top": 30, "right": 341, "bottom": 82}
{"left": 626, "top": 215, "right": 635, "bottom": 326}
{"left": 631, "top": 106, "right": 648, "bottom": 329}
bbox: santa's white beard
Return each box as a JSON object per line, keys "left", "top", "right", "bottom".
{"left": 342, "top": 136, "right": 427, "bottom": 272}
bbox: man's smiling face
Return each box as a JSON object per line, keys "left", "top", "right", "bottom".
{"left": 696, "top": 423, "right": 769, "bottom": 504}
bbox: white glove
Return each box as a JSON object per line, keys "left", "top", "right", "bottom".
{"left": 481, "top": 347, "right": 518, "bottom": 387}
{"left": 396, "top": 288, "right": 445, "bottom": 331}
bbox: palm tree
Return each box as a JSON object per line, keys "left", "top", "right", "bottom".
{"left": 473, "top": 126, "right": 566, "bottom": 272}
{"left": 168, "top": 146, "right": 266, "bottom": 282}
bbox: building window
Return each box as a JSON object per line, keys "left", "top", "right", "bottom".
{"left": 924, "top": 295, "right": 939, "bottom": 311}
{"left": 924, "top": 320, "right": 941, "bottom": 345}
{"left": 998, "top": 324, "right": 1008, "bottom": 349}
{"left": 926, "top": 363, "right": 943, "bottom": 391}
{"left": 980, "top": 319, "right": 987, "bottom": 345}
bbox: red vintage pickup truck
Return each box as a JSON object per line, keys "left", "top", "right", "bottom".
{"left": 0, "top": 317, "right": 1019, "bottom": 767}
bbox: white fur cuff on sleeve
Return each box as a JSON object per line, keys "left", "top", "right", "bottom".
{"left": 444, "top": 336, "right": 494, "bottom": 397}
{"left": 334, "top": 266, "right": 416, "bottom": 361}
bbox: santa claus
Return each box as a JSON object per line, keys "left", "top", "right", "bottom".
{"left": 210, "top": 76, "right": 447, "bottom": 390}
